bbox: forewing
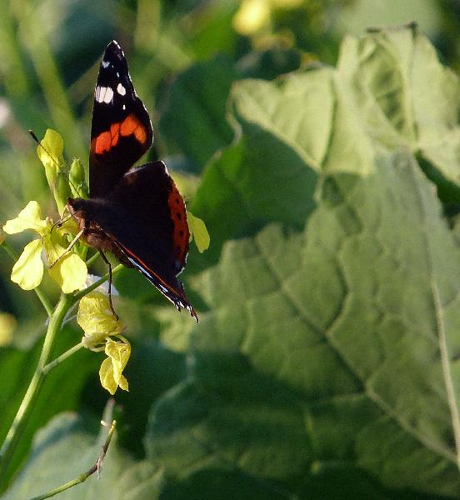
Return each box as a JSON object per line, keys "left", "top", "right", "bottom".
{"left": 89, "top": 41, "right": 153, "bottom": 198}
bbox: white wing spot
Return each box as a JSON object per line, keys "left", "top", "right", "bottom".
{"left": 95, "top": 86, "right": 114, "bottom": 104}
{"left": 117, "top": 83, "right": 126, "bottom": 96}
{"left": 102, "top": 60, "right": 110, "bottom": 68}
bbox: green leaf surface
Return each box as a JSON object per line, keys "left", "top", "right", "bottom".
{"left": 338, "top": 24, "right": 460, "bottom": 201}
{"left": 147, "top": 148, "right": 460, "bottom": 497}
{"left": 3, "top": 413, "right": 164, "bottom": 499}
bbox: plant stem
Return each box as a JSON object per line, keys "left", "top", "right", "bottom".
{"left": 0, "top": 241, "right": 53, "bottom": 316}
{"left": 0, "top": 293, "right": 74, "bottom": 490}
{"left": 42, "top": 342, "right": 83, "bottom": 375}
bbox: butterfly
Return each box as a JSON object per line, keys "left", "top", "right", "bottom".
{"left": 67, "top": 41, "right": 198, "bottom": 321}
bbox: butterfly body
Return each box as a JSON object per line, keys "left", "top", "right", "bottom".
{"left": 68, "top": 41, "right": 197, "bottom": 320}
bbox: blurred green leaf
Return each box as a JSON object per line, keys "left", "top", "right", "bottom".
{"left": 3, "top": 413, "right": 165, "bottom": 499}
{"left": 159, "top": 56, "right": 239, "bottom": 172}
{"left": 0, "top": 326, "right": 98, "bottom": 486}
{"left": 337, "top": 0, "right": 442, "bottom": 38}
{"left": 237, "top": 47, "right": 302, "bottom": 80}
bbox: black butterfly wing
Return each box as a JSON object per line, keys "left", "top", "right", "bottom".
{"left": 89, "top": 41, "right": 153, "bottom": 198}
{"left": 97, "top": 161, "right": 197, "bottom": 319}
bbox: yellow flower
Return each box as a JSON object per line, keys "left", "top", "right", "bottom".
{"left": 78, "top": 291, "right": 123, "bottom": 350}
{"left": 2, "top": 201, "right": 87, "bottom": 293}
{"left": 233, "top": 0, "right": 270, "bottom": 35}
{"left": 100, "top": 337, "right": 131, "bottom": 395}
{"left": 233, "top": 0, "right": 304, "bottom": 36}
{"left": 77, "top": 291, "right": 130, "bottom": 395}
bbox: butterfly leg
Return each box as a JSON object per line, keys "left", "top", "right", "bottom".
{"left": 98, "top": 250, "right": 119, "bottom": 320}
{"left": 49, "top": 228, "right": 84, "bottom": 268}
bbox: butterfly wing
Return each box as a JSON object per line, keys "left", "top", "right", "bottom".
{"left": 89, "top": 41, "right": 153, "bottom": 198}
{"left": 96, "top": 161, "right": 196, "bottom": 319}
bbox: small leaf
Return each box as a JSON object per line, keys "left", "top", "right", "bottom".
{"left": 11, "top": 239, "right": 44, "bottom": 290}
{"left": 3, "top": 201, "right": 48, "bottom": 236}
{"left": 188, "top": 212, "right": 210, "bottom": 253}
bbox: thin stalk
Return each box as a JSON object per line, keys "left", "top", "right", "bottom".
{"left": 0, "top": 293, "right": 74, "bottom": 490}
{"left": 42, "top": 342, "right": 83, "bottom": 375}
{"left": 0, "top": 241, "right": 53, "bottom": 316}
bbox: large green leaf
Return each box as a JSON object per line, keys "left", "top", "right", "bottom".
{"left": 338, "top": 24, "right": 460, "bottom": 201}
{"left": 3, "top": 413, "right": 164, "bottom": 499}
{"left": 147, "top": 150, "right": 460, "bottom": 497}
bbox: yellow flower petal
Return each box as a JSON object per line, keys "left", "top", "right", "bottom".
{"left": 188, "top": 212, "right": 210, "bottom": 253}
{"left": 105, "top": 337, "right": 131, "bottom": 380}
{"left": 43, "top": 231, "right": 87, "bottom": 293}
{"left": 78, "top": 292, "right": 123, "bottom": 349}
{"left": 0, "top": 313, "right": 16, "bottom": 347}
{"left": 3, "top": 201, "right": 48, "bottom": 235}
{"left": 99, "top": 357, "right": 118, "bottom": 395}
{"left": 48, "top": 252, "right": 87, "bottom": 294}
{"left": 99, "top": 338, "right": 131, "bottom": 394}
{"left": 11, "top": 239, "right": 44, "bottom": 290}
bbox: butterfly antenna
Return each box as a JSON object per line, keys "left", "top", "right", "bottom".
{"left": 50, "top": 213, "right": 73, "bottom": 234}
{"left": 29, "top": 129, "right": 84, "bottom": 199}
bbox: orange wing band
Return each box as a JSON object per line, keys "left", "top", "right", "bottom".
{"left": 93, "top": 114, "right": 148, "bottom": 155}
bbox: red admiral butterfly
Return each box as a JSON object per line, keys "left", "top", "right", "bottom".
{"left": 67, "top": 41, "right": 198, "bottom": 321}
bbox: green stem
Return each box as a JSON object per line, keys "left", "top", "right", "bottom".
{"left": 0, "top": 293, "right": 74, "bottom": 490}
{"left": 85, "top": 251, "right": 101, "bottom": 268}
{"left": 1, "top": 241, "right": 53, "bottom": 316}
{"left": 29, "top": 420, "right": 117, "bottom": 500}
{"left": 42, "top": 342, "right": 83, "bottom": 375}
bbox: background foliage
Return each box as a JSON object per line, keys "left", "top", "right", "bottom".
{"left": 2, "top": 0, "right": 460, "bottom": 498}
